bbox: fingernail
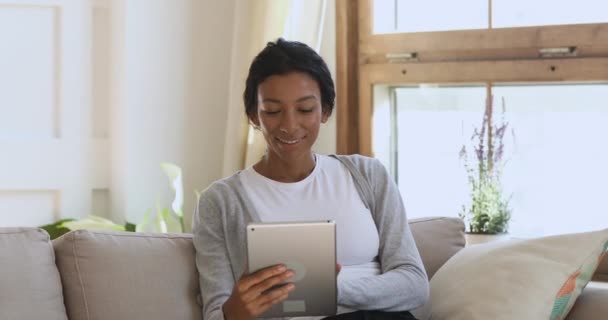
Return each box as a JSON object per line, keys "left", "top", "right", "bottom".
{"left": 286, "top": 271, "right": 295, "bottom": 277}
{"left": 287, "top": 284, "right": 295, "bottom": 291}
{"left": 277, "top": 265, "right": 286, "bottom": 272}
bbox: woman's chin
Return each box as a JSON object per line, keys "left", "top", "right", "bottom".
{"left": 271, "top": 142, "right": 314, "bottom": 160}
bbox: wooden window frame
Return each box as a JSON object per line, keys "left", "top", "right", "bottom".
{"left": 336, "top": 0, "right": 608, "bottom": 156}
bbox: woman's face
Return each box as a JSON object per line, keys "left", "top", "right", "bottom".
{"left": 251, "top": 71, "right": 329, "bottom": 163}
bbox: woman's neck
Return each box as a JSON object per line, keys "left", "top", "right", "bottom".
{"left": 253, "top": 152, "right": 316, "bottom": 183}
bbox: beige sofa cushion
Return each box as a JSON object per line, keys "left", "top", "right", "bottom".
{"left": 0, "top": 228, "right": 67, "bottom": 320}
{"left": 415, "top": 228, "right": 608, "bottom": 320}
{"left": 53, "top": 230, "right": 201, "bottom": 320}
{"left": 409, "top": 217, "right": 466, "bottom": 279}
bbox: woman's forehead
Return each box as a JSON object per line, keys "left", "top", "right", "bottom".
{"left": 258, "top": 72, "right": 321, "bottom": 101}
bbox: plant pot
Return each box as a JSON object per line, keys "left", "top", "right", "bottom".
{"left": 465, "top": 233, "right": 510, "bottom": 246}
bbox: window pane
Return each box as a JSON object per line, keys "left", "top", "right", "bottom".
{"left": 374, "top": 83, "right": 608, "bottom": 237}
{"left": 373, "top": 0, "right": 488, "bottom": 34}
{"left": 493, "top": 84, "right": 608, "bottom": 236}
{"left": 385, "top": 85, "right": 486, "bottom": 221}
{"left": 373, "top": 0, "right": 397, "bottom": 34}
{"left": 494, "top": 0, "right": 608, "bottom": 28}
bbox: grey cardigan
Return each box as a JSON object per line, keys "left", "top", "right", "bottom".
{"left": 192, "top": 154, "right": 429, "bottom": 320}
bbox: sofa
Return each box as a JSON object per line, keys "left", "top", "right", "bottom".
{"left": 1, "top": 217, "right": 606, "bottom": 320}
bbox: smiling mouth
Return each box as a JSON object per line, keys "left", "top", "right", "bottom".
{"left": 276, "top": 136, "right": 305, "bottom": 145}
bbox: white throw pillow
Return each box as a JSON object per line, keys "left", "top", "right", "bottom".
{"left": 413, "top": 228, "right": 608, "bottom": 320}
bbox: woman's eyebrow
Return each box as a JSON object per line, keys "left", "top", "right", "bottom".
{"left": 296, "top": 95, "right": 317, "bottom": 103}
{"left": 262, "top": 95, "right": 317, "bottom": 104}
{"left": 262, "top": 98, "right": 282, "bottom": 104}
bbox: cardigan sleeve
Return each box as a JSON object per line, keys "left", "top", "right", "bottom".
{"left": 192, "top": 188, "right": 232, "bottom": 320}
{"left": 337, "top": 157, "right": 429, "bottom": 311}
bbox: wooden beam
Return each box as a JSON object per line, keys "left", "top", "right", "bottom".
{"left": 361, "top": 23, "right": 608, "bottom": 57}
{"left": 336, "top": 0, "right": 360, "bottom": 154}
{"left": 358, "top": 67, "right": 372, "bottom": 156}
{"left": 363, "top": 58, "right": 608, "bottom": 84}
{"left": 364, "top": 45, "right": 608, "bottom": 64}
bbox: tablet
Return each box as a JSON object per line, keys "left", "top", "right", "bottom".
{"left": 246, "top": 220, "right": 337, "bottom": 318}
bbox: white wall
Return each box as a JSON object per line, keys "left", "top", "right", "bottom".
{"left": 109, "top": 0, "right": 236, "bottom": 230}
{"left": 0, "top": 1, "right": 98, "bottom": 227}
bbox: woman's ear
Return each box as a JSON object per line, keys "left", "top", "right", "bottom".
{"left": 249, "top": 114, "right": 260, "bottom": 129}
{"left": 321, "top": 107, "right": 331, "bottom": 123}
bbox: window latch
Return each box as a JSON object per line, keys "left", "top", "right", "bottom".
{"left": 386, "top": 52, "right": 418, "bottom": 63}
{"left": 538, "top": 46, "right": 577, "bottom": 58}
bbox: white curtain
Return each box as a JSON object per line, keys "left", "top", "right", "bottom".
{"left": 222, "top": 0, "right": 335, "bottom": 176}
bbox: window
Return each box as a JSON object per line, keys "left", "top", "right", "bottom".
{"left": 373, "top": 0, "right": 488, "bottom": 33}
{"left": 374, "top": 83, "right": 608, "bottom": 236}
{"left": 336, "top": 0, "right": 608, "bottom": 236}
{"left": 493, "top": 0, "right": 608, "bottom": 28}
{"left": 372, "top": 0, "right": 608, "bottom": 33}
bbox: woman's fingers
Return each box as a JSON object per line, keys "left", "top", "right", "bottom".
{"left": 248, "top": 269, "right": 294, "bottom": 297}
{"left": 224, "top": 264, "right": 297, "bottom": 320}
{"left": 243, "top": 284, "right": 294, "bottom": 318}
{"left": 236, "top": 265, "right": 286, "bottom": 296}
{"left": 257, "top": 283, "right": 295, "bottom": 310}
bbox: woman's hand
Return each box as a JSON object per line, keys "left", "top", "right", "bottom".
{"left": 222, "top": 264, "right": 295, "bottom": 320}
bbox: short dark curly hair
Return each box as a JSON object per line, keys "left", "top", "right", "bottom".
{"left": 243, "top": 38, "right": 335, "bottom": 121}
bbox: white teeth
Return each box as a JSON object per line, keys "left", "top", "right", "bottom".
{"left": 277, "top": 137, "right": 300, "bottom": 144}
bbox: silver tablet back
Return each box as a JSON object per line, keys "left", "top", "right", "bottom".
{"left": 247, "top": 221, "right": 337, "bottom": 318}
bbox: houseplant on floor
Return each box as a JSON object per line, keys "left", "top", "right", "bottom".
{"left": 459, "top": 95, "right": 512, "bottom": 245}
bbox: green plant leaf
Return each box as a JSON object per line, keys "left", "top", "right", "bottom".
{"left": 158, "top": 208, "right": 182, "bottom": 233}
{"left": 60, "top": 215, "right": 125, "bottom": 232}
{"left": 124, "top": 222, "right": 136, "bottom": 232}
{"left": 136, "top": 210, "right": 152, "bottom": 232}
{"left": 136, "top": 207, "right": 182, "bottom": 233}
{"left": 161, "top": 162, "right": 184, "bottom": 219}
{"left": 39, "top": 218, "right": 75, "bottom": 240}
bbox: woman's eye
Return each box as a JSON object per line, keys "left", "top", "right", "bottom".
{"left": 264, "top": 110, "right": 280, "bottom": 115}
{"left": 300, "top": 109, "right": 314, "bottom": 113}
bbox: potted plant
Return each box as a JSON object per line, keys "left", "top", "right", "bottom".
{"left": 459, "top": 96, "right": 512, "bottom": 245}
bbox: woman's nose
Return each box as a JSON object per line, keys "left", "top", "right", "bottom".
{"left": 279, "top": 111, "right": 297, "bottom": 133}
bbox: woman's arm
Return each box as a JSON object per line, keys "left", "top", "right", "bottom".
{"left": 193, "top": 187, "right": 296, "bottom": 320}
{"left": 193, "top": 192, "right": 234, "bottom": 320}
{"left": 338, "top": 158, "right": 429, "bottom": 311}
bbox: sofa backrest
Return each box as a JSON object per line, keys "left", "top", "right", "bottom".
{"left": 53, "top": 230, "right": 201, "bottom": 320}
{"left": 0, "top": 227, "right": 68, "bottom": 320}
{"left": 47, "top": 217, "right": 465, "bottom": 319}
{"left": 5, "top": 219, "right": 604, "bottom": 319}
{"left": 408, "top": 217, "right": 466, "bottom": 279}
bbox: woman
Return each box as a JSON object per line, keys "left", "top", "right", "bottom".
{"left": 193, "top": 39, "right": 428, "bottom": 320}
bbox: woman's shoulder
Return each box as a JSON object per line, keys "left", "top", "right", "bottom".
{"left": 328, "top": 154, "right": 385, "bottom": 174}
{"left": 198, "top": 171, "right": 244, "bottom": 206}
